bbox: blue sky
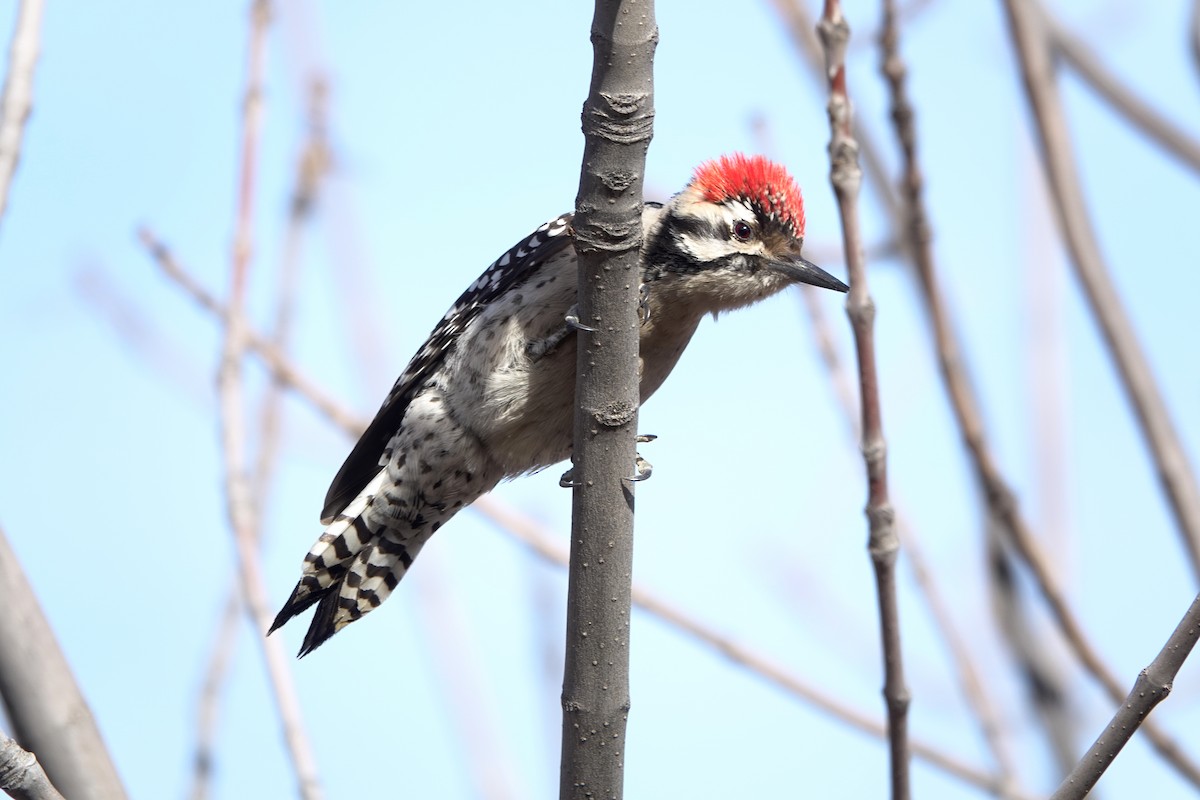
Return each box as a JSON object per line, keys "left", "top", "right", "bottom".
{"left": 1, "top": 1, "right": 1199, "bottom": 798}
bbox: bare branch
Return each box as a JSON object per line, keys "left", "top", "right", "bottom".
{"left": 1050, "top": 592, "right": 1200, "bottom": 799}
{"left": 189, "top": 74, "right": 330, "bottom": 800}
{"left": 211, "top": 3, "right": 323, "bottom": 797}
{"left": 560, "top": 1, "right": 656, "bottom": 797}
{"left": 0, "top": 0, "right": 43, "bottom": 231}
{"left": 818, "top": 4, "right": 909, "bottom": 798}
{"left": 188, "top": 597, "right": 240, "bottom": 800}
{"left": 1001, "top": 0, "right": 1200, "bottom": 581}
{"left": 0, "top": 731, "right": 64, "bottom": 800}
{"left": 140, "top": 227, "right": 362, "bottom": 434}
{"left": 1038, "top": 3, "right": 1200, "bottom": 175}
{"left": 0, "top": 527, "right": 126, "bottom": 800}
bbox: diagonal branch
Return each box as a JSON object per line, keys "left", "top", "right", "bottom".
{"left": 1049, "top": 592, "right": 1200, "bottom": 799}
{"left": 1037, "top": 2, "right": 1200, "bottom": 175}
{"left": 1001, "top": 0, "right": 1200, "bottom": 581}
{"left": 0, "top": 730, "right": 64, "bottom": 800}
{"left": 0, "top": 528, "right": 126, "bottom": 800}
{"left": 0, "top": 0, "right": 43, "bottom": 233}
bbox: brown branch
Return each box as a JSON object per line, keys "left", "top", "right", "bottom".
{"left": 188, "top": 74, "right": 330, "bottom": 800}
{"left": 154, "top": 251, "right": 1026, "bottom": 800}
{"left": 1039, "top": 3, "right": 1200, "bottom": 175}
{"left": 0, "top": 731, "right": 64, "bottom": 800}
{"left": 1192, "top": 1, "right": 1200, "bottom": 89}
{"left": 188, "top": 596, "right": 240, "bottom": 800}
{"left": 1001, "top": 0, "right": 1200, "bottom": 580}
{"left": 0, "top": 527, "right": 126, "bottom": 800}
{"left": 802, "top": 287, "right": 1022, "bottom": 793}
{"left": 210, "top": 3, "right": 323, "bottom": 798}
{"left": 818, "top": 4, "right": 910, "bottom": 799}
{"left": 1049, "top": 592, "right": 1200, "bottom": 799}
{"left": 0, "top": 0, "right": 43, "bottom": 231}
{"left": 998, "top": 1, "right": 1200, "bottom": 784}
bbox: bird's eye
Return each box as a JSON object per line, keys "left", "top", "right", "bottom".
{"left": 732, "top": 220, "right": 753, "bottom": 242}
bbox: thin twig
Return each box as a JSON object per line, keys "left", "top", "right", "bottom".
{"left": 1000, "top": 0, "right": 1200, "bottom": 783}
{"left": 139, "top": 228, "right": 362, "bottom": 434}
{"left": 190, "top": 74, "right": 331, "bottom": 800}
{"left": 0, "top": 731, "right": 65, "bottom": 800}
{"left": 1049, "top": 592, "right": 1200, "bottom": 799}
{"left": 1038, "top": 2, "right": 1200, "bottom": 175}
{"left": 1192, "top": 1, "right": 1200, "bottom": 89}
{"left": 212, "top": 3, "right": 323, "bottom": 798}
{"left": 778, "top": 0, "right": 1200, "bottom": 784}
{"left": 1001, "top": 0, "right": 1200, "bottom": 581}
{"left": 818, "top": 4, "right": 910, "bottom": 799}
{"left": 777, "top": 52, "right": 1023, "bottom": 795}
{"left": 154, "top": 255, "right": 1026, "bottom": 800}
{"left": 0, "top": 0, "right": 43, "bottom": 231}
{"left": 188, "top": 595, "right": 240, "bottom": 800}
{"left": 876, "top": 4, "right": 1029, "bottom": 790}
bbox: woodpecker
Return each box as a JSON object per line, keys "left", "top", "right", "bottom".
{"left": 270, "top": 153, "right": 847, "bottom": 655}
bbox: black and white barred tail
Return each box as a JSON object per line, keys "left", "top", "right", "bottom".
{"left": 269, "top": 472, "right": 431, "bottom": 656}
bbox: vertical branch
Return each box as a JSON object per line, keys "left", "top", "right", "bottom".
{"left": 215, "top": 3, "right": 323, "bottom": 799}
{"left": 1000, "top": 0, "right": 1200, "bottom": 581}
{"left": 189, "top": 76, "right": 329, "bottom": 800}
{"left": 0, "top": 528, "right": 126, "bottom": 800}
{"left": 817, "top": 4, "right": 909, "bottom": 799}
{"left": 560, "top": 0, "right": 655, "bottom": 797}
{"left": 0, "top": 0, "right": 43, "bottom": 231}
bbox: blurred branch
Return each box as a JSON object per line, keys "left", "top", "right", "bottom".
{"left": 153, "top": 251, "right": 1027, "bottom": 800}
{"left": 0, "top": 527, "right": 126, "bottom": 800}
{"left": 211, "top": 3, "right": 323, "bottom": 798}
{"left": 766, "top": 0, "right": 904, "bottom": 224}
{"left": 188, "top": 74, "right": 331, "bottom": 800}
{"left": 818, "top": 5, "right": 910, "bottom": 799}
{"left": 1038, "top": 2, "right": 1200, "bottom": 175}
{"left": 0, "top": 731, "right": 64, "bottom": 800}
{"left": 138, "top": 228, "right": 361, "bottom": 434}
{"left": 996, "top": 0, "right": 1200, "bottom": 785}
{"left": 0, "top": 0, "right": 43, "bottom": 231}
{"left": 1192, "top": 1, "right": 1200, "bottom": 89}
{"left": 877, "top": 3, "right": 1031, "bottom": 791}
{"left": 188, "top": 597, "right": 240, "bottom": 800}
{"left": 1049, "top": 592, "right": 1200, "bottom": 799}
{"left": 1002, "top": 0, "right": 1200, "bottom": 580}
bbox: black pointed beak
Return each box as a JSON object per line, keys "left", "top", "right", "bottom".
{"left": 769, "top": 255, "right": 848, "bottom": 293}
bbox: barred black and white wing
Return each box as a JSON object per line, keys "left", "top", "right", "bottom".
{"left": 320, "top": 213, "right": 574, "bottom": 522}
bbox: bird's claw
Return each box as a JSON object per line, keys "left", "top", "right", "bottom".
{"left": 559, "top": 467, "right": 579, "bottom": 488}
{"left": 626, "top": 454, "right": 653, "bottom": 482}
{"left": 565, "top": 304, "right": 597, "bottom": 333}
{"left": 638, "top": 283, "right": 652, "bottom": 326}
{"left": 626, "top": 433, "right": 656, "bottom": 482}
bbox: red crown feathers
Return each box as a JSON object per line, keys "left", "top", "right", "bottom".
{"left": 690, "top": 154, "right": 806, "bottom": 238}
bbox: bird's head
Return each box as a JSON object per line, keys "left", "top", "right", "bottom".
{"left": 648, "top": 154, "right": 847, "bottom": 313}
